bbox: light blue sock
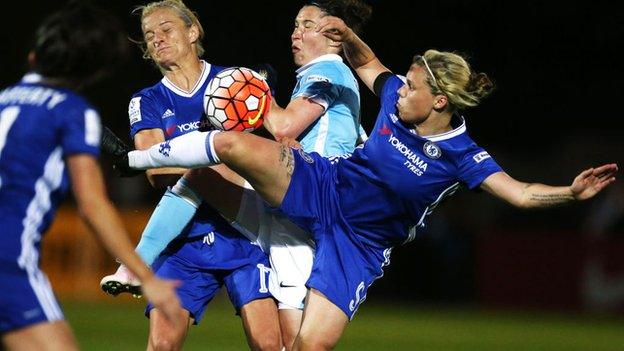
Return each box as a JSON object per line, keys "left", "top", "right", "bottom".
{"left": 135, "top": 179, "right": 201, "bottom": 265}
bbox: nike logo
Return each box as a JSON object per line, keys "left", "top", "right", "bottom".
{"left": 248, "top": 94, "right": 267, "bottom": 126}
{"left": 279, "top": 282, "right": 297, "bottom": 288}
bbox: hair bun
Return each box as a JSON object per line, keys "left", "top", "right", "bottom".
{"left": 469, "top": 72, "right": 494, "bottom": 100}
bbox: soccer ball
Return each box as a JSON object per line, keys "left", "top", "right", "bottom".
{"left": 204, "top": 67, "right": 271, "bottom": 132}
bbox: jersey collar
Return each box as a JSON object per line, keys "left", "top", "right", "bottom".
{"left": 295, "top": 54, "right": 343, "bottom": 76}
{"left": 161, "top": 60, "right": 211, "bottom": 97}
{"left": 419, "top": 115, "right": 467, "bottom": 142}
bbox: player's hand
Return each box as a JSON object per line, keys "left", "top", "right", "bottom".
{"left": 140, "top": 275, "right": 182, "bottom": 324}
{"left": 315, "top": 16, "right": 352, "bottom": 43}
{"left": 278, "top": 136, "right": 302, "bottom": 150}
{"left": 570, "top": 163, "right": 618, "bottom": 200}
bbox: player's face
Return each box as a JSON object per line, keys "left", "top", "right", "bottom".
{"left": 142, "top": 8, "right": 197, "bottom": 67}
{"left": 396, "top": 65, "right": 438, "bottom": 125}
{"left": 291, "top": 6, "right": 334, "bottom": 67}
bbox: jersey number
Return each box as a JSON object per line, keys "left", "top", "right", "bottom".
{"left": 257, "top": 264, "right": 270, "bottom": 293}
{"left": 0, "top": 106, "right": 20, "bottom": 187}
{"left": 0, "top": 106, "right": 20, "bottom": 155}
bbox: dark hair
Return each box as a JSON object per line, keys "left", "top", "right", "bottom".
{"left": 304, "top": 0, "right": 372, "bottom": 35}
{"left": 31, "top": 1, "right": 129, "bottom": 89}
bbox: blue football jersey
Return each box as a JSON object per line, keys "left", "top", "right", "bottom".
{"left": 335, "top": 75, "right": 503, "bottom": 247}
{"left": 292, "top": 54, "right": 362, "bottom": 157}
{"left": 0, "top": 73, "right": 101, "bottom": 264}
{"left": 128, "top": 61, "right": 231, "bottom": 239}
{"left": 129, "top": 61, "right": 226, "bottom": 139}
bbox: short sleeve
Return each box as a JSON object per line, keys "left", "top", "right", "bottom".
{"left": 61, "top": 103, "right": 101, "bottom": 157}
{"left": 128, "top": 93, "right": 162, "bottom": 138}
{"left": 458, "top": 147, "right": 503, "bottom": 189}
{"left": 294, "top": 64, "right": 342, "bottom": 111}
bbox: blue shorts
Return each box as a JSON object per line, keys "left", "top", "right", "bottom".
{"left": 279, "top": 149, "right": 391, "bottom": 320}
{"left": 146, "top": 231, "right": 271, "bottom": 324}
{"left": 0, "top": 262, "right": 64, "bottom": 333}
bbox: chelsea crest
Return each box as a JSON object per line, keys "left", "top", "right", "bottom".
{"left": 423, "top": 141, "right": 442, "bottom": 159}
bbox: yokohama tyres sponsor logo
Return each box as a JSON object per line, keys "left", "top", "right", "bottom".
{"left": 388, "top": 134, "right": 428, "bottom": 176}
{"left": 176, "top": 120, "right": 211, "bottom": 133}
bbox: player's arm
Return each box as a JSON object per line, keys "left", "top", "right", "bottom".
{"left": 262, "top": 97, "right": 325, "bottom": 141}
{"left": 316, "top": 16, "right": 390, "bottom": 93}
{"left": 480, "top": 164, "right": 618, "bottom": 209}
{"left": 67, "top": 153, "right": 181, "bottom": 319}
{"left": 134, "top": 128, "right": 188, "bottom": 188}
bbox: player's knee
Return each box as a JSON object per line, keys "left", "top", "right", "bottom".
{"left": 149, "top": 331, "right": 183, "bottom": 351}
{"left": 148, "top": 309, "right": 188, "bottom": 351}
{"left": 293, "top": 332, "right": 335, "bottom": 351}
{"left": 213, "top": 131, "right": 256, "bottom": 163}
{"left": 149, "top": 325, "right": 184, "bottom": 351}
{"left": 213, "top": 131, "right": 236, "bottom": 159}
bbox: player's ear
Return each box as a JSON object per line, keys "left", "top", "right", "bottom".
{"left": 433, "top": 94, "right": 448, "bottom": 110}
{"left": 188, "top": 24, "right": 199, "bottom": 43}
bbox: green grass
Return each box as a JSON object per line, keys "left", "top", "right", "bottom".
{"left": 63, "top": 295, "right": 624, "bottom": 350}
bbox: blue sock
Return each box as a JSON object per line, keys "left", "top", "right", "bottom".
{"left": 135, "top": 185, "right": 199, "bottom": 265}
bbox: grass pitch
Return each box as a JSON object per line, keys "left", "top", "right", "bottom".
{"left": 63, "top": 295, "right": 624, "bottom": 350}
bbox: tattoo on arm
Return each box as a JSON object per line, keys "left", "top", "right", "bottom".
{"left": 279, "top": 145, "right": 295, "bottom": 177}
{"left": 528, "top": 193, "right": 575, "bottom": 206}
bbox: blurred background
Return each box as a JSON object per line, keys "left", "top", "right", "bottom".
{"left": 3, "top": 0, "right": 623, "bottom": 349}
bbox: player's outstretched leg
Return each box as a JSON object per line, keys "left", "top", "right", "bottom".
{"left": 128, "top": 130, "right": 294, "bottom": 208}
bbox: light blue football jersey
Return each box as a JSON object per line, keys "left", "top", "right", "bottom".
{"left": 335, "top": 74, "right": 503, "bottom": 247}
{"left": 0, "top": 73, "right": 101, "bottom": 265}
{"left": 128, "top": 61, "right": 235, "bottom": 239}
{"left": 292, "top": 54, "right": 363, "bottom": 157}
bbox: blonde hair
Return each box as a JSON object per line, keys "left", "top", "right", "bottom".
{"left": 414, "top": 50, "right": 494, "bottom": 111}
{"left": 134, "top": 0, "right": 205, "bottom": 61}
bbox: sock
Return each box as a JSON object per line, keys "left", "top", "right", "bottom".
{"left": 135, "top": 181, "right": 201, "bottom": 265}
{"left": 128, "top": 130, "right": 221, "bottom": 170}
{"left": 171, "top": 177, "right": 202, "bottom": 207}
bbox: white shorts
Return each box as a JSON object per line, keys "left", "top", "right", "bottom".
{"left": 233, "top": 187, "right": 315, "bottom": 310}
